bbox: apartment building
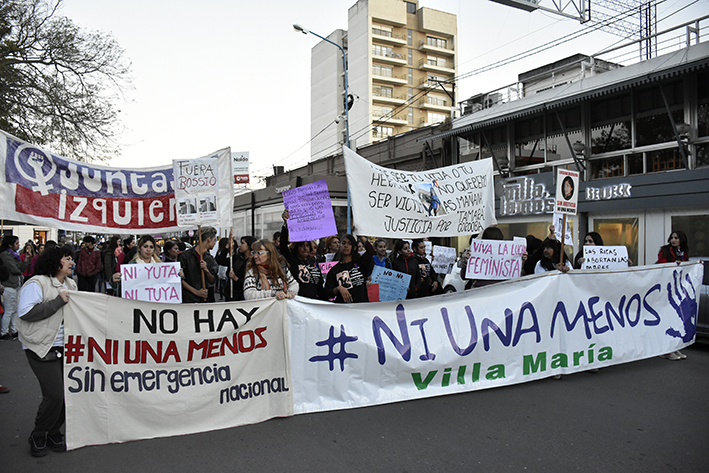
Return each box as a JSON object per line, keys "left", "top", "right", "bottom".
{"left": 310, "top": 0, "right": 457, "bottom": 160}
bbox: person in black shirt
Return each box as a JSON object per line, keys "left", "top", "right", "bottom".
{"left": 412, "top": 239, "right": 439, "bottom": 297}
{"left": 216, "top": 235, "right": 256, "bottom": 301}
{"left": 386, "top": 239, "right": 420, "bottom": 299}
{"left": 280, "top": 210, "right": 324, "bottom": 299}
{"left": 324, "top": 234, "right": 374, "bottom": 303}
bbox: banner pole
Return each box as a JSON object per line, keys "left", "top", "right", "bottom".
{"left": 560, "top": 214, "right": 567, "bottom": 270}
{"left": 228, "top": 226, "right": 234, "bottom": 299}
{"left": 198, "top": 225, "right": 206, "bottom": 301}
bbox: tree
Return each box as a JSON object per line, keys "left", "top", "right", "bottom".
{"left": 0, "top": 0, "right": 131, "bottom": 161}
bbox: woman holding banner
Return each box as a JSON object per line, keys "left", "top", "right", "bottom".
{"left": 325, "top": 235, "right": 374, "bottom": 303}
{"left": 280, "top": 211, "right": 324, "bottom": 300}
{"left": 656, "top": 230, "right": 689, "bottom": 361}
{"left": 17, "top": 246, "right": 77, "bottom": 456}
{"left": 574, "top": 232, "right": 604, "bottom": 269}
{"left": 243, "top": 240, "right": 298, "bottom": 301}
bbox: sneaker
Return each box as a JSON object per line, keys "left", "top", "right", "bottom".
{"left": 11, "top": 331, "right": 18, "bottom": 340}
{"left": 47, "top": 432, "right": 66, "bottom": 452}
{"left": 28, "top": 433, "right": 48, "bottom": 457}
{"left": 0, "top": 385, "right": 9, "bottom": 394}
{"left": 675, "top": 350, "right": 687, "bottom": 360}
{"left": 661, "top": 352, "right": 681, "bottom": 361}
{"left": 0, "top": 333, "right": 12, "bottom": 341}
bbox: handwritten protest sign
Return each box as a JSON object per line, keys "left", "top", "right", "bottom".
{"left": 370, "top": 266, "right": 411, "bottom": 301}
{"left": 343, "top": 146, "right": 496, "bottom": 238}
{"left": 552, "top": 212, "right": 573, "bottom": 243}
{"left": 465, "top": 237, "right": 527, "bottom": 280}
{"left": 282, "top": 179, "right": 337, "bottom": 242}
{"left": 173, "top": 150, "right": 233, "bottom": 227}
{"left": 318, "top": 261, "right": 337, "bottom": 277}
{"left": 432, "top": 246, "right": 457, "bottom": 274}
{"left": 582, "top": 246, "right": 629, "bottom": 269}
{"left": 121, "top": 263, "right": 182, "bottom": 302}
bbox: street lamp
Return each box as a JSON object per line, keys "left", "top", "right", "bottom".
{"left": 294, "top": 23, "right": 352, "bottom": 234}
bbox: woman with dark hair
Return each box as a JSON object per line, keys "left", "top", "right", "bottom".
{"left": 657, "top": 230, "right": 690, "bottom": 361}
{"left": 574, "top": 232, "right": 604, "bottom": 269}
{"left": 21, "top": 241, "right": 37, "bottom": 279}
{"left": 161, "top": 240, "right": 180, "bottom": 263}
{"left": 0, "top": 235, "right": 30, "bottom": 340}
{"left": 656, "top": 230, "right": 689, "bottom": 263}
{"left": 218, "top": 235, "right": 256, "bottom": 301}
{"left": 17, "top": 246, "right": 77, "bottom": 456}
{"left": 386, "top": 239, "right": 421, "bottom": 299}
{"left": 324, "top": 234, "right": 374, "bottom": 303}
{"left": 102, "top": 236, "right": 123, "bottom": 296}
{"left": 127, "top": 235, "right": 161, "bottom": 264}
{"left": 243, "top": 240, "right": 298, "bottom": 300}
{"left": 534, "top": 239, "right": 571, "bottom": 273}
{"left": 279, "top": 211, "right": 324, "bottom": 299}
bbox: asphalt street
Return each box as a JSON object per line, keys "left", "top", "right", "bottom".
{"left": 1, "top": 336, "right": 708, "bottom": 473}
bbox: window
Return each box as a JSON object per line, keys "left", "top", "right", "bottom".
{"left": 590, "top": 94, "right": 632, "bottom": 155}
{"left": 593, "top": 218, "right": 639, "bottom": 267}
{"left": 407, "top": 29, "right": 412, "bottom": 46}
{"left": 427, "top": 56, "right": 447, "bottom": 68}
{"left": 408, "top": 49, "right": 413, "bottom": 65}
{"left": 373, "top": 126, "right": 394, "bottom": 138}
{"left": 372, "top": 64, "right": 393, "bottom": 77}
{"left": 373, "top": 106, "right": 394, "bottom": 119}
{"left": 428, "top": 96, "right": 447, "bottom": 106}
{"left": 408, "top": 107, "right": 414, "bottom": 124}
{"left": 373, "top": 86, "right": 393, "bottom": 98}
{"left": 408, "top": 87, "right": 413, "bottom": 99}
{"left": 428, "top": 112, "right": 447, "bottom": 124}
{"left": 672, "top": 215, "right": 709, "bottom": 257}
{"left": 372, "top": 44, "right": 394, "bottom": 57}
{"left": 635, "top": 81, "right": 683, "bottom": 147}
{"left": 407, "top": 67, "right": 413, "bottom": 84}
{"left": 406, "top": 2, "right": 416, "bottom": 14}
{"left": 427, "top": 36, "right": 447, "bottom": 49}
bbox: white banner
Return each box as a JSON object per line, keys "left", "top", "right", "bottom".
{"left": 343, "top": 146, "right": 496, "bottom": 238}
{"left": 0, "top": 129, "right": 233, "bottom": 233}
{"left": 288, "top": 263, "right": 702, "bottom": 414}
{"left": 121, "top": 262, "right": 182, "bottom": 302}
{"left": 64, "top": 294, "right": 293, "bottom": 450}
{"left": 582, "top": 246, "right": 629, "bottom": 270}
{"left": 173, "top": 150, "right": 233, "bottom": 227}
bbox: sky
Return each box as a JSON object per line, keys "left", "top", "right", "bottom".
{"left": 58, "top": 0, "right": 706, "bottom": 185}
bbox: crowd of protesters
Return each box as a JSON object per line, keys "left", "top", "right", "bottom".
{"left": 0, "top": 221, "right": 695, "bottom": 456}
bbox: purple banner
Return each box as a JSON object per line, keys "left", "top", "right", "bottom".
{"left": 282, "top": 179, "right": 337, "bottom": 242}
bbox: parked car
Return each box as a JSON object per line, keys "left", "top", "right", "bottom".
{"left": 442, "top": 263, "right": 466, "bottom": 293}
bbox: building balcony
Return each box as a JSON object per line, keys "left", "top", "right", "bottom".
{"left": 373, "top": 52, "right": 407, "bottom": 66}
{"left": 372, "top": 90, "right": 407, "bottom": 105}
{"left": 418, "top": 58, "right": 455, "bottom": 74}
{"left": 418, "top": 40, "right": 455, "bottom": 57}
{"left": 419, "top": 97, "right": 450, "bottom": 112}
{"left": 373, "top": 112, "right": 408, "bottom": 126}
{"left": 417, "top": 76, "right": 452, "bottom": 90}
{"left": 373, "top": 73, "right": 408, "bottom": 86}
{"left": 372, "top": 31, "right": 407, "bottom": 46}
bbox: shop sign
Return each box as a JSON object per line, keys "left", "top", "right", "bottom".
{"left": 585, "top": 183, "right": 632, "bottom": 201}
{"left": 499, "top": 176, "right": 554, "bottom": 216}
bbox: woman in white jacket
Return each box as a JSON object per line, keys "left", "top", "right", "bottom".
{"left": 17, "top": 246, "right": 77, "bottom": 457}
{"left": 243, "top": 240, "right": 298, "bottom": 300}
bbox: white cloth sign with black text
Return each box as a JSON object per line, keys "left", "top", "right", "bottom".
{"left": 582, "top": 246, "right": 629, "bottom": 269}
{"left": 343, "top": 146, "right": 496, "bottom": 238}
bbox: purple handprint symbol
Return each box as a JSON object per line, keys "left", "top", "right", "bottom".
{"left": 665, "top": 269, "right": 697, "bottom": 343}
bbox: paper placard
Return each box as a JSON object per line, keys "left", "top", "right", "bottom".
{"left": 555, "top": 168, "right": 579, "bottom": 216}
{"left": 582, "top": 246, "right": 629, "bottom": 269}
{"left": 318, "top": 261, "right": 338, "bottom": 276}
{"left": 552, "top": 212, "right": 573, "bottom": 244}
{"left": 431, "top": 246, "right": 457, "bottom": 275}
{"left": 174, "top": 155, "right": 222, "bottom": 226}
{"left": 370, "top": 265, "right": 411, "bottom": 301}
{"left": 465, "top": 237, "right": 527, "bottom": 280}
{"left": 282, "top": 179, "right": 337, "bottom": 242}
{"left": 121, "top": 262, "right": 182, "bottom": 303}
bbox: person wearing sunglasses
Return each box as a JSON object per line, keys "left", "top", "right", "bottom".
{"left": 243, "top": 240, "right": 298, "bottom": 301}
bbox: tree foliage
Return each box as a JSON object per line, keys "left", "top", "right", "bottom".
{"left": 0, "top": 0, "right": 131, "bottom": 161}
